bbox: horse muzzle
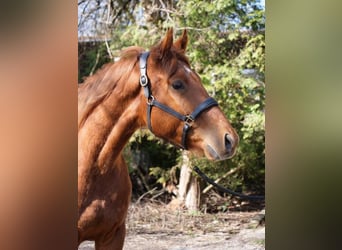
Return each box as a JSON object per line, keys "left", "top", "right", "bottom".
{"left": 204, "top": 133, "right": 239, "bottom": 161}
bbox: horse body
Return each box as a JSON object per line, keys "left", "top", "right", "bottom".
{"left": 78, "top": 29, "right": 239, "bottom": 249}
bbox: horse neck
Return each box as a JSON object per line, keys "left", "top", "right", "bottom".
{"left": 79, "top": 67, "right": 144, "bottom": 173}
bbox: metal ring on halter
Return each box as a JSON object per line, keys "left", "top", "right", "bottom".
{"left": 147, "top": 95, "right": 155, "bottom": 105}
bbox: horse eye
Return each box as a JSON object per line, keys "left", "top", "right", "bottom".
{"left": 172, "top": 80, "right": 184, "bottom": 90}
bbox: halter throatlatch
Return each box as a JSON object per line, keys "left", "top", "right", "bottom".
{"left": 139, "top": 51, "right": 218, "bottom": 149}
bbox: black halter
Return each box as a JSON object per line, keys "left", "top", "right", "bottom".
{"left": 139, "top": 51, "right": 218, "bottom": 149}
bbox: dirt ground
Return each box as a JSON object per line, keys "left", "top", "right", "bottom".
{"left": 79, "top": 202, "right": 265, "bottom": 250}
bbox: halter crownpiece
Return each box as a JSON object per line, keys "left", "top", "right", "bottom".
{"left": 139, "top": 51, "right": 218, "bottom": 149}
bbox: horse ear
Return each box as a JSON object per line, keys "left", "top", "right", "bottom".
{"left": 174, "top": 29, "right": 188, "bottom": 53}
{"left": 159, "top": 28, "right": 174, "bottom": 58}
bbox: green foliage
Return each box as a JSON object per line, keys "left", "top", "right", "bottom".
{"left": 127, "top": 130, "right": 181, "bottom": 187}
{"left": 174, "top": 0, "right": 265, "bottom": 194}
{"left": 194, "top": 42, "right": 265, "bottom": 192}
{"left": 130, "top": 132, "right": 180, "bottom": 168}
{"left": 237, "top": 33, "right": 265, "bottom": 74}
{"left": 78, "top": 42, "right": 110, "bottom": 82}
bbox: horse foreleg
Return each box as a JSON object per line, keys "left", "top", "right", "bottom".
{"left": 95, "top": 223, "right": 126, "bottom": 250}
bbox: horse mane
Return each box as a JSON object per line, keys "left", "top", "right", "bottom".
{"left": 78, "top": 43, "right": 191, "bottom": 129}
{"left": 78, "top": 46, "right": 144, "bottom": 128}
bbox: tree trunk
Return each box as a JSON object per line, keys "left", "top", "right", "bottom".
{"left": 175, "top": 151, "right": 200, "bottom": 211}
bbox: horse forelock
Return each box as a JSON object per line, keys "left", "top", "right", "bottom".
{"left": 150, "top": 45, "right": 190, "bottom": 77}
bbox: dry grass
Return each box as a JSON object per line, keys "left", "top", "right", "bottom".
{"left": 126, "top": 201, "right": 263, "bottom": 236}
{"left": 79, "top": 201, "right": 265, "bottom": 250}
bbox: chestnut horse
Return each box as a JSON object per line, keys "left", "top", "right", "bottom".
{"left": 78, "top": 29, "right": 239, "bottom": 249}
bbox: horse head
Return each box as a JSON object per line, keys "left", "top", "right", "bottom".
{"left": 139, "top": 28, "right": 239, "bottom": 160}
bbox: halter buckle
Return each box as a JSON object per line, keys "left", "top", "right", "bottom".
{"left": 184, "top": 115, "right": 194, "bottom": 126}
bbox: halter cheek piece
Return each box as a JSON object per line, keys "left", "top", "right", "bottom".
{"left": 139, "top": 51, "right": 218, "bottom": 150}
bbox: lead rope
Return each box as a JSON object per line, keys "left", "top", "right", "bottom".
{"left": 193, "top": 166, "right": 264, "bottom": 200}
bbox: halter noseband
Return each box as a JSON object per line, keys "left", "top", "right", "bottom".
{"left": 139, "top": 51, "right": 218, "bottom": 150}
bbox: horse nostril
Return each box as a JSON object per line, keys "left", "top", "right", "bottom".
{"left": 225, "top": 134, "right": 233, "bottom": 152}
